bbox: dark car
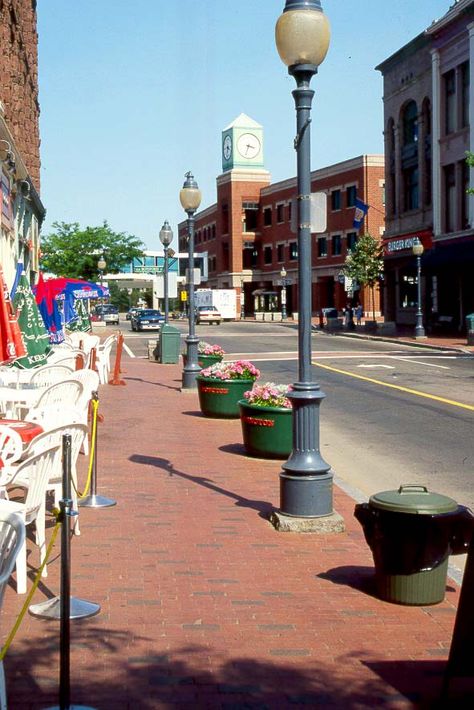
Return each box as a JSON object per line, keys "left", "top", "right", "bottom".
{"left": 131, "top": 309, "right": 165, "bottom": 331}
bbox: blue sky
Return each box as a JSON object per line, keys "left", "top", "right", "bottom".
{"left": 38, "top": 0, "right": 451, "bottom": 249}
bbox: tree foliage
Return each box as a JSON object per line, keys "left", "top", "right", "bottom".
{"left": 466, "top": 151, "right": 474, "bottom": 194}
{"left": 40, "top": 221, "right": 145, "bottom": 281}
{"left": 343, "top": 232, "right": 384, "bottom": 321}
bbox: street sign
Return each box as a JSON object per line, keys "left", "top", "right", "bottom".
{"left": 290, "top": 192, "right": 327, "bottom": 234}
{"left": 185, "top": 268, "right": 201, "bottom": 285}
{"left": 181, "top": 291, "right": 187, "bottom": 301}
{"left": 276, "top": 278, "right": 293, "bottom": 286}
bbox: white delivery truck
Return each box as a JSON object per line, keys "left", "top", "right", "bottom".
{"left": 194, "top": 289, "right": 237, "bottom": 320}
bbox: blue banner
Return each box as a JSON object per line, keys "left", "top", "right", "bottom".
{"left": 353, "top": 198, "right": 369, "bottom": 229}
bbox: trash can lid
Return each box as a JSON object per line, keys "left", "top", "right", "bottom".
{"left": 369, "top": 485, "right": 458, "bottom": 514}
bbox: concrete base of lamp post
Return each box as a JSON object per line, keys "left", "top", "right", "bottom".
{"left": 415, "top": 334, "right": 428, "bottom": 340}
{"left": 270, "top": 509, "right": 345, "bottom": 533}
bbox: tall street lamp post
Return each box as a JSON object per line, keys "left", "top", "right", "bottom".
{"left": 240, "top": 278, "right": 245, "bottom": 320}
{"left": 180, "top": 172, "right": 202, "bottom": 389}
{"left": 412, "top": 238, "right": 426, "bottom": 339}
{"left": 97, "top": 256, "right": 106, "bottom": 303}
{"left": 274, "top": 0, "right": 341, "bottom": 527}
{"left": 159, "top": 220, "right": 173, "bottom": 324}
{"left": 280, "top": 267, "right": 289, "bottom": 320}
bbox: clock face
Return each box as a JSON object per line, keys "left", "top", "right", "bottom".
{"left": 237, "top": 133, "right": 261, "bottom": 159}
{"left": 223, "top": 135, "right": 232, "bottom": 161}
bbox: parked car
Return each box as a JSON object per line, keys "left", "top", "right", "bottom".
{"left": 93, "top": 304, "right": 120, "bottom": 325}
{"left": 131, "top": 309, "right": 165, "bottom": 331}
{"left": 195, "top": 305, "right": 222, "bottom": 325}
{"left": 126, "top": 307, "right": 141, "bottom": 321}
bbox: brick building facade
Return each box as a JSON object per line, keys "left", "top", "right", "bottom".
{"left": 0, "top": 0, "right": 44, "bottom": 285}
{"left": 179, "top": 114, "right": 385, "bottom": 319}
{"left": 377, "top": 0, "right": 474, "bottom": 331}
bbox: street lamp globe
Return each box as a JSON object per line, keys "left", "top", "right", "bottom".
{"left": 159, "top": 220, "right": 173, "bottom": 248}
{"left": 275, "top": 0, "right": 331, "bottom": 69}
{"left": 180, "top": 172, "right": 202, "bottom": 213}
{"left": 97, "top": 256, "right": 106, "bottom": 272}
{"left": 412, "top": 239, "right": 424, "bottom": 257}
{"left": 280, "top": 267, "right": 287, "bottom": 279}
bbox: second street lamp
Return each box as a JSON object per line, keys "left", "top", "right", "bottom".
{"left": 412, "top": 238, "right": 426, "bottom": 340}
{"left": 159, "top": 220, "right": 173, "bottom": 324}
{"left": 180, "top": 171, "right": 202, "bottom": 389}
{"left": 280, "top": 267, "right": 288, "bottom": 320}
{"left": 97, "top": 256, "right": 106, "bottom": 304}
{"left": 274, "top": 0, "right": 342, "bottom": 529}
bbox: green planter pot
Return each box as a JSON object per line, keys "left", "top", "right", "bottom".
{"left": 182, "top": 353, "right": 223, "bottom": 368}
{"left": 197, "top": 377, "right": 255, "bottom": 418}
{"left": 239, "top": 400, "right": 292, "bottom": 459}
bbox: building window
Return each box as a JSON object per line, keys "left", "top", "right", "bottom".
{"left": 332, "top": 234, "right": 342, "bottom": 256}
{"left": 289, "top": 241, "right": 298, "bottom": 260}
{"left": 318, "top": 237, "right": 327, "bottom": 257}
{"left": 444, "top": 164, "right": 456, "bottom": 232}
{"left": 331, "top": 190, "right": 341, "bottom": 211}
{"left": 399, "top": 270, "right": 418, "bottom": 309}
{"left": 222, "top": 203, "right": 229, "bottom": 234}
{"left": 461, "top": 61, "right": 470, "bottom": 129}
{"left": 444, "top": 69, "right": 456, "bottom": 135}
{"left": 461, "top": 159, "right": 470, "bottom": 229}
{"left": 263, "top": 207, "right": 272, "bottom": 226}
{"left": 276, "top": 203, "right": 284, "bottom": 223}
{"left": 264, "top": 245, "right": 272, "bottom": 264}
{"left": 287, "top": 201, "right": 292, "bottom": 222}
{"left": 277, "top": 243, "right": 285, "bottom": 262}
{"left": 242, "top": 202, "right": 258, "bottom": 232}
{"left": 346, "top": 185, "right": 357, "bottom": 207}
{"left": 403, "top": 166, "right": 419, "bottom": 211}
{"left": 403, "top": 100, "right": 418, "bottom": 144}
{"left": 347, "top": 232, "right": 358, "bottom": 252}
{"left": 212, "top": 224, "right": 216, "bottom": 239}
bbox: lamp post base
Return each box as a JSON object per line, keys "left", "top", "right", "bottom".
{"left": 270, "top": 508, "right": 345, "bottom": 533}
{"left": 279, "top": 469, "right": 334, "bottom": 518}
{"left": 182, "top": 335, "right": 201, "bottom": 389}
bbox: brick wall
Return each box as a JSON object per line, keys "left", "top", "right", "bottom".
{"left": 0, "top": 0, "right": 41, "bottom": 191}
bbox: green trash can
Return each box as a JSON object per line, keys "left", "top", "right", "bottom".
{"left": 466, "top": 313, "right": 474, "bottom": 332}
{"left": 159, "top": 324, "right": 181, "bottom": 364}
{"left": 354, "top": 485, "right": 473, "bottom": 605}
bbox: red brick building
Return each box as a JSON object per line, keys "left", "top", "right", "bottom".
{"left": 179, "top": 114, "right": 385, "bottom": 319}
{"left": 0, "top": 0, "right": 43, "bottom": 284}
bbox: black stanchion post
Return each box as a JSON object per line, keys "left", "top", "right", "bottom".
{"left": 79, "top": 391, "right": 116, "bottom": 509}
{"left": 43, "top": 435, "right": 98, "bottom": 710}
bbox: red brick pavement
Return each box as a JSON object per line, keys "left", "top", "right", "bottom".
{"left": 0, "top": 354, "right": 469, "bottom": 708}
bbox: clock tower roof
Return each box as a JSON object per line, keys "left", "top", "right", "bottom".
{"left": 223, "top": 113, "right": 262, "bottom": 131}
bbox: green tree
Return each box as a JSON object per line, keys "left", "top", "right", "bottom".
{"left": 40, "top": 221, "right": 144, "bottom": 280}
{"left": 343, "top": 232, "right": 384, "bottom": 322}
{"left": 466, "top": 151, "right": 474, "bottom": 194}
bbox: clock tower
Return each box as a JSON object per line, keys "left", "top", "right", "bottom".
{"left": 221, "top": 113, "right": 264, "bottom": 172}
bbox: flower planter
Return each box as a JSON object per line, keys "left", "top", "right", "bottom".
{"left": 197, "top": 376, "right": 255, "bottom": 418}
{"left": 238, "top": 400, "right": 292, "bottom": 458}
{"left": 182, "top": 353, "right": 223, "bottom": 368}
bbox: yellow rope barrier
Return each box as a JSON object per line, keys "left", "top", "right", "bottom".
{"left": 0, "top": 511, "right": 62, "bottom": 661}
{"left": 71, "top": 398, "right": 99, "bottom": 499}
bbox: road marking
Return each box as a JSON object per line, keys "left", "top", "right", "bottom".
{"left": 357, "top": 364, "right": 395, "bottom": 369}
{"left": 390, "top": 356, "right": 450, "bottom": 370}
{"left": 122, "top": 342, "right": 136, "bottom": 358}
{"left": 313, "top": 361, "right": 474, "bottom": 412}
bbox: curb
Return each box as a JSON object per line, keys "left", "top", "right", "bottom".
{"left": 312, "top": 326, "right": 472, "bottom": 354}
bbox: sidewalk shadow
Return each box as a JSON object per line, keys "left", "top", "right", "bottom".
{"left": 317, "top": 565, "right": 378, "bottom": 597}
{"left": 130, "top": 454, "right": 275, "bottom": 519}
{"left": 124, "top": 376, "right": 181, "bottom": 392}
{"left": 219, "top": 442, "right": 247, "bottom": 456}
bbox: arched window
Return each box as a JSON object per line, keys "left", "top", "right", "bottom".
{"left": 422, "top": 98, "right": 432, "bottom": 207}
{"left": 403, "top": 101, "right": 418, "bottom": 145}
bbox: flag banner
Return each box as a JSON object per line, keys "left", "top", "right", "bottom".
{"left": 0, "top": 265, "right": 27, "bottom": 365}
{"left": 12, "top": 271, "right": 51, "bottom": 368}
{"left": 10, "top": 261, "right": 23, "bottom": 300}
{"left": 353, "top": 198, "right": 369, "bottom": 229}
{"left": 66, "top": 297, "right": 92, "bottom": 333}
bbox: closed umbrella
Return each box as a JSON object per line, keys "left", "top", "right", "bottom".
{"left": 66, "top": 297, "right": 92, "bottom": 333}
{"left": 12, "top": 270, "right": 51, "bottom": 368}
{"left": 0, "top": 264, "right": 26, "bottom": 364}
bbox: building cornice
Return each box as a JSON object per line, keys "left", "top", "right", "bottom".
{"left": 216, "top": 169, "right": 271, "bottom": 187}
{"left": 426, "top": 0, "right": 474, "bottom": 35}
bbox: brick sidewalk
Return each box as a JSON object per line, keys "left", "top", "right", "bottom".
{"left": 0, "top": 355, "right": 466, "bottom": 708}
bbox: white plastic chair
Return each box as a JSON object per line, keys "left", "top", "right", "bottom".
{"left": 24, "top": 380, "right": 84, "bottom": 426}
{"left": 0, "top": 511, "right": 25, "bottom": 709}
{"left": 28, "top": 364, "right": 74, "bottom": 389}
{"left": 96, "top": 335, "right": 117, "bottom": 384}
{"left": 0, "top": 426, "right": 24, "bottom": 498}
{"left": 21, "top": 423, "right": 88, "bottom": 534}
{"left": 0, "top": 445, "right": 60, "bottom": 594}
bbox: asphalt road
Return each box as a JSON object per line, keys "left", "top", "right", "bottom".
{"left": 122, "top": 321, "right": 474, "bottom": 516}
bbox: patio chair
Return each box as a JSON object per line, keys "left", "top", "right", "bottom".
{"left": 28, "top": 364, "right": 74, "bottom": 389}
{"left": 0, "top": 426, "right": 24, "bottom": 497}
{"left": 0, "top": 445, "right": 60, "bottom": 593}
{"left": 96, "top": 335, "right": 117, "bottom": 384}
{"left": 0, "top": 511, "right": 25, "bottom": 709}
{"left": 23, "top": 380, "right": 84, "bottom": 425}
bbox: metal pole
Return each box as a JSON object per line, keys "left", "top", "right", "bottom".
{"left": 59, "top": 435, "right": 72, "bottom": 710}
{"left": 182, "top": 209, "right": 201, "bottom": 388}
{"left": 415, "top": 254, "right": 426, "bottom": 339}
{"left": 281, "top": 282, "right": 287, "bottom": 320}
{"left": 279, "top": 64, "right": 333, "bottom": 518}
{"left": 240, "top": 281, "right": 245, "bottom": 320}
{"left": 164, "top": 246, "right": 169, "bottom": 325}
